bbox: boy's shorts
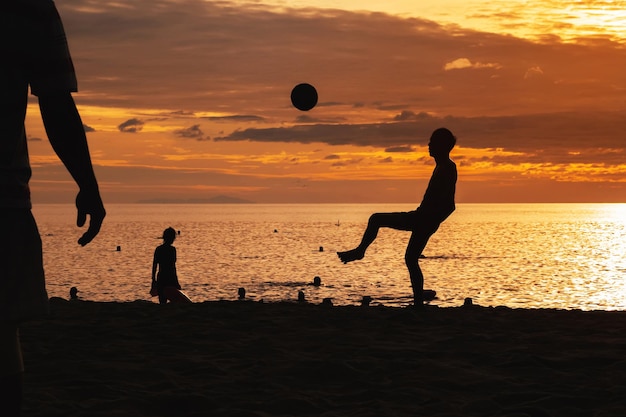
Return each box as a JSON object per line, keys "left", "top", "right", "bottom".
{"left": 391, "top": 208, "right": 446, "bottom": 235}
{"left": 0, "top": 209, "right": 48, "bottom": 323}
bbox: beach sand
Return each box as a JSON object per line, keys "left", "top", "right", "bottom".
{"left": 19, "top": 299, "right": 626, "bottom": 417}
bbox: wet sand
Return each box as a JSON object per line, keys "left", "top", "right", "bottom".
{"left": 20, "top": 298, "right": 626, "bottom": 416}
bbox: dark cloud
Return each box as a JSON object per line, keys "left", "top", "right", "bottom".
{"left": 317, "top": 102, "right": 344, "bottom": 107}
{"left": 118, "top": 118, "right": 144, "bottom": 133}
{"left": 393, "top": 111, "right": 432, "bottom": 122}
{"left": 83, "top": 124, "right": 95, "bottom": 132}
{"left": 295, "top": 115, "right": 319, "bottom": 123}
{"left": 385, "top": 146, "right": 414, "bottom": 153}
{"left": 56, "top": 0, "right": 626, "bottom": 119}
{"left": 174, "top": 124, "right": 207, "bottom": 141}
{"left": 25, "top": 1, "right": 626, "bottom": 204}
{"left": 295, "top": 115, "right": 345, "bottom": 124}
{"left": 479, "top": 147, "right": 626, "bottom": 166}
{"left": 378, "top": 104, "right": 412, "bottom": 112}
{"left": 201, "top": 115, "right": 266, "bottom": 123}
{"left": 331, "top": 158, "right": 363, "bottom": 167}
{"left": 214, "top": 110, "right": 626, "bottom": 164}
{"left": 169, "top": 110, "right": 196, "bottom": 116}
{"left": 214, "top": 123, "right": 425, "bottom": 147}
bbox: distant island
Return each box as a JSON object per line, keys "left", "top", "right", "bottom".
{"left": 137, "top": 195, "right": 255, "bottom": 204}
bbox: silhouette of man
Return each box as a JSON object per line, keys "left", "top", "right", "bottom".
{"left": 338, "top": 128, "right": 457, "bottom": 307}
{"left": 1, "top": 2, "right": 105, "bottom": 415}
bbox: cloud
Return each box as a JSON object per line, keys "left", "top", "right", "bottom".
{"left": 83, "top": 124, "right": 95, "bottom": 132}
{"left": 443, "top": 58, "right": 502, "bottom": 70}
{"left": 214, "top": 110, "right": 626, "bottom": 162}
{"left": 393, "top": 111, "right": 432, "bottom": 122}
{"left": 466, "top": 1, "right": 626, "bottom": 44}
{"left": 118, "top": 118, "right": 144, "bottom": 133}
{"left": 201, "top": 115, "right": 266, "bottom": 123}
{"left": 331, "top": 158, "right": 363, "bottom": 168}
{"left": 295, "top": 114, "right": 345, "bottom": 124}
{"left": 385, "top": 146, "right": 414, "bottom": 153}
{"left": 55, "top": 0, "right": 626, "bottom": 120}
{"left": 174, "top": 124, "right": 208, "bottom": 141}
{"left": 214, "top": 122, "right": 428, "bottom": 147}
{"left": 169, "top": 110, "right": 196, "bottom": 117}
{"left": 20, "top": 0, "right": 626, "bottom": 205}
{"left": 524, "top": 66, "right": 544, "bottom": 79}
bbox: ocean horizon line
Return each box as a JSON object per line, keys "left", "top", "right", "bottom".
{"left": 31, "top": 201, "right": 626, "bottom": 205}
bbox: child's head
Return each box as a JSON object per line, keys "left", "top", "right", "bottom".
{"left": 429, "top": 128, "right": 456, "bottom": 156}
{"left": 162, "top": 227, "right": 176, "bottom": 245}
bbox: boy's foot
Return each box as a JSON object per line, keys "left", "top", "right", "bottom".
{"left": 410, "top": 303, "right": 438, "bottom": 311}
{"left": 337, "top": 248, "right": 365, "bottom": 264}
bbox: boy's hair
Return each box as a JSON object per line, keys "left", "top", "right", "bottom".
{"left": 163, "top": 227, "right": 176, "bottom": 244}
{"left": 432, "top": 128, "right": 456, "bottom": 152}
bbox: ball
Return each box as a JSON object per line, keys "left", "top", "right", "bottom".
{"left": 290, "top": 83, "right": 318, "bottom": 111}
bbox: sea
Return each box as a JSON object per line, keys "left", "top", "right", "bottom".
{"left": 33, "top": 203, "right": 626, "bottom": 310}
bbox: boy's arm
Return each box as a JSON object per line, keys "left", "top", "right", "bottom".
{"left": 38, "top": 92, "right": 106, "bottom": 246}
{"left": 152, "top": 251, "right": 158, "bottom": 282}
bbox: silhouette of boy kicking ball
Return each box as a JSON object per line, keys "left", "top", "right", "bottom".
{"left": 338, "top": 128, "right": 457, "bottom": 307}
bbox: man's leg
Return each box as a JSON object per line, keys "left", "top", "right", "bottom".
{"left": 0, "top": 324, "right": 24, "bottom": 417}
{"left": 338, "top": 212, "right": 413, "bottom": 263}
{"left": 0, "top": 211, "right": 47, "bottom": 417}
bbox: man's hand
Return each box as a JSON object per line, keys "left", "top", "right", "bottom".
{"left": 76, "top": 189, "right": 106, "bottom": 246}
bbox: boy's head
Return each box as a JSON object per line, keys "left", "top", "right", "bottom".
{"left": 428, "top": 128, "right": 456, "bottom": 156}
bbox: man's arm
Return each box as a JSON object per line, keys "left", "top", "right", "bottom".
{"left": 38, "top": 92, "right": 105, "bottom": 246}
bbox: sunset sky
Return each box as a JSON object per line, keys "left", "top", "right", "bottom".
{"left": 25, "top": 0, "right": 626, "bottom": 203}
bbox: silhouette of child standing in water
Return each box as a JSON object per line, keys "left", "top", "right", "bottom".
{"left": 152, "top": 227, "right": 182, "bottom": 304}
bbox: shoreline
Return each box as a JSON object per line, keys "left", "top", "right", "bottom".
{"left": 20, "top": 299, "right": 626, "bottom": 416}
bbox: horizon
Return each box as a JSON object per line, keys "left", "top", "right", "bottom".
{"left": 24, "top": 0, "right": 626, "bottom": 204}
{"left": 30, "top": 199, "right": 626, "bottom": 206}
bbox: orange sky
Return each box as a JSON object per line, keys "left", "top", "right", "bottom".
{"left": 24, "top": 0, "right": 626, "bottom": 203}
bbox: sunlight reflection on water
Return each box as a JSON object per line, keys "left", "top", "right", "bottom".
{"left": 33, "top": 203, "right": 626, "bottom": 310}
